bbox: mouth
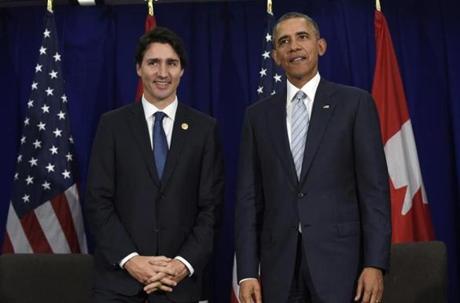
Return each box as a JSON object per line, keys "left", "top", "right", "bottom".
{"left": 153, "top": 79, "right": 171, "bottom": 89}
{"left": 288, "top": 55, "right": 307, "bottom": 63}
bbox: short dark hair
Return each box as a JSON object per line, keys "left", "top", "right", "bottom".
{"left": 135, "top": 26, "right": 187, "bottom": 69}
{"left": 272, "top": 12, "right": 321, "bottom": 48}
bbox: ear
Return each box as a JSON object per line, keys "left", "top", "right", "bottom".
{"left": 318, "top": 38, "right": 327, "bottom": 56}
{"left": 136, "top": 63, "right": 141, "bottom": 77}
{"left": 180, "top": 69, "right": 184, "bottom": 77}
{"left": 272, "top": 49, "right": 281, "bottom": 66}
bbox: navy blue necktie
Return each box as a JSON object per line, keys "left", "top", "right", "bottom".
{"left": 153, "top": 112, "right": 168, "bottom": 179}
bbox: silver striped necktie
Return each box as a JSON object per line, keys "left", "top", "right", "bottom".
{"left": 290, "top": 90, "right": 309, "bottom": 179}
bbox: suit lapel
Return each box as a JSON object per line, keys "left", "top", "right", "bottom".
{"left": 266, "top": 91, "right": 298, "bottom": 187}
{"left": 160, "top": 103, "right": 189, "bottom": 190}
{"left": 299, "top": 79, "right": 337, "bottom": 185}
{"left": 128, "top": 103, "right": 161, "bottom": 187}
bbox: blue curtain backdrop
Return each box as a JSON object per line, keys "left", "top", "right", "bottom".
{"left": 0, "top": 0, "right": 459, "bottom": 301}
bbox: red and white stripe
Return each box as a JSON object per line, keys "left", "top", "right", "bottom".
{"left": 3, "top": 184, "right": 87, "bottom": 254}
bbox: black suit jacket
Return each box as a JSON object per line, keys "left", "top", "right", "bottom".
{"left": 235, "top": 79, "right": 391, "bottom": 303}
{"left": 85, "top": 102, "right": 224, "bottom": 302}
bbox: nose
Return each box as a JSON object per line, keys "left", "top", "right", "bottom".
{"left": 158, "top": 63, "right": 167, "bottom": 77}
{"left": 289, "top": 39, "right": 301, "bottom": 51}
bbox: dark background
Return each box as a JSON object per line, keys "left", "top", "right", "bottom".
{"left": 1, "top": 0, "right": 459, "bottom": 301}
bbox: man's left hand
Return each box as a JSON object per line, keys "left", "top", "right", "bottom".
{"left": 354, "top": 267, "right": 384, "bottom": 303}
{"left": 163, "top": 259, "right": 189, "bottom": 283}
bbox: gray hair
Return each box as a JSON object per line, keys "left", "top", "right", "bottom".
{"left": 272, "top": 12, "right": 321, "bottom": 48}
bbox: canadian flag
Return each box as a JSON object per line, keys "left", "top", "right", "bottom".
{"left": 372, "top": 8, "right": 435, "bottom": 243}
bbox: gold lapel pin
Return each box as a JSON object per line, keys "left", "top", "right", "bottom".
{"left": 323, "top": 105, "right": 330, "bottom": 109}
{"left": 181, "top": 123, "right": 189, "bottom": 130}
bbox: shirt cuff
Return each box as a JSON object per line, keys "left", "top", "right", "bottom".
{"left": 119, "top": 252, "right": 139, "bottom": 269}
{"left": 175, "top": 256, "right": 194, "bottom": 276}
{"left": 239, "top": 277, "right": 258, "bottom": 285}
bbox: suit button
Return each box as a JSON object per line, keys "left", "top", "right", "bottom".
{"left": 298, "top": 192, "right": 305, "bottom": 198}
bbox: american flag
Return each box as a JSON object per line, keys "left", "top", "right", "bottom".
{"left": 255, "top": 11, "right": 284, "bottom": 99}
{"left": 231, "top": 9, "right": 283, "bottom": 303}
{"left": 2, "top": 11, "right": 87, "bottom": 254}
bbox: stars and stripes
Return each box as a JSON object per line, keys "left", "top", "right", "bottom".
{"left": 256, "top": 12, "right": 284, "bottom": 99}
{"left": 2, "top": 11, "right": 87, "bottom": 254}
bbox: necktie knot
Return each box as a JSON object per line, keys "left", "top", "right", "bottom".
{"left": 293, "top": 90, "right": 307, "bottom": 103}
{"left": 154, "top": 111, "right": 167, "bottom": 122}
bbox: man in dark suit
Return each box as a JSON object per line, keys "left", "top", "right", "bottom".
{"left": 85, "top": 27, "right": 224, "bottom": 303}
{"left": 236, "top": 12, "right": 391, "bottom": 303}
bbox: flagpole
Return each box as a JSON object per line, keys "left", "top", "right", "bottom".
{"left": 267, "top": 0, "right": 273, "bottom": 15}
{"left": 376, "top": 0, "right": 381, "bottom": 11}
{"left": 47, "top": 0, "right": 53, "bottom": 12}
{"left": 148, "top": 0, "right": 154, "bottom": 16}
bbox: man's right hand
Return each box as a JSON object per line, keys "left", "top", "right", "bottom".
{"left": 239, "top": 279, "right": 262, "bottom": 303}
{"left": 124, "top": 255, "right": 176, "bottom": 292}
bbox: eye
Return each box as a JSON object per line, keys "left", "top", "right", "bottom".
{"left": 146, "top": 60, "right": 159, "bottom": 66}
{"left": 166, "top": 59, "right": 180, "bottom": 67}
{"left": 278, "top": 38, "right": 289, "bottom": 46}
{"left": 298, "top": 33, "right": 309, "bottom": 40}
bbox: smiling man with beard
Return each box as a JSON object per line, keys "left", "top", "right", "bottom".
{"left": 86, "top": 27, "right": 224, "bottom": 303}
{"left": 235, "top": 12, "right": 391, "bottom": 303}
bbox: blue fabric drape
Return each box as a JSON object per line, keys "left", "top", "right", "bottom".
{"left": 1, "top": 0, "right": 459, "bottom": 302}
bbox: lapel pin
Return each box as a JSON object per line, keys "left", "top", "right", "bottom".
{"left": 323, "top": 104, "right": 330, "bottom": 109}
{"left": 181, "top": 123, "right": 189, "bottom": 130}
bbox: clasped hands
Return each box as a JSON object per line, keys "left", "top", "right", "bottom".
{"left": 124, "top": 256, "right": 189, "bottom": 294}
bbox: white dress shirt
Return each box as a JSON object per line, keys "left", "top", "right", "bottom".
{"left": 119, "top": 95, "right": 194, "bottom": 276}
{"left": 142, "top": 96, "right": 177, "bottom": 149}
{"left": 286, "top": 72, "right": 321, "bottom": 145}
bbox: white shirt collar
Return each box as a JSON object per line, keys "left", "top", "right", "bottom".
{"left": 286, "top": 72, "right": 321, "bottom": 104}
{"left": 141, "top": 95, "right": 178, "bottom": 122}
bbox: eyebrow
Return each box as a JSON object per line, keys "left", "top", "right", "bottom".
{"left": 277, "top": 30, "right": 311, "bottom": 42}
{"left": 166, "top": 58, "right": 180, "bottom": 63}
{"left": 145, "top": 57, "right": 179, "bottom": 63}
{"left": 295, "top": 31, "right": 309, "bottom": 36}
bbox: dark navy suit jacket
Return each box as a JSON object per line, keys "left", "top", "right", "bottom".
{"left": 85, "top": 102, "right": 224, "bottom": 302}
{"left": 236, "top": 79, "right": 391, "bottom": 303}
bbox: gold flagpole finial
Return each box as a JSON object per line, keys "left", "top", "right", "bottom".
{"left": 267, "top": 0, "right": 273, "bottom": 16}
{"left": 376, "top": 0, "right": 381, "bottom": 11}
{"left": 47, "top": 0, "right": 53, "bottom": 13}
{"left": 148, "top": 0, "right": 154, "bottom": 16}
